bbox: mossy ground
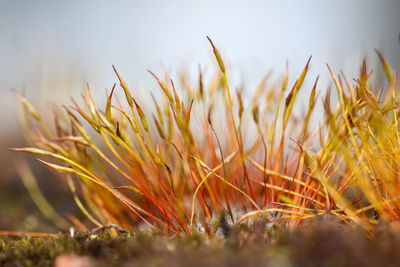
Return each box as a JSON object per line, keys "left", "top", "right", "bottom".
{"left": 4, "top": 41, "right": 400, "bottom": 266}
{"left": 1, "top": 218, "right": 400, "bottom": 267}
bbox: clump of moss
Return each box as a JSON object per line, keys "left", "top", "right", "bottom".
{"left": 12, "top": 37, "right": 400, "bottom": 238}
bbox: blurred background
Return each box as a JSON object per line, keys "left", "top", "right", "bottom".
{"left": 0, "top": 0, "right": 399, "bottom": 232}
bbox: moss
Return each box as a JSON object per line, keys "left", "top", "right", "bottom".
{"left": 1, "top": 220, "right": 400, "bottom": 267}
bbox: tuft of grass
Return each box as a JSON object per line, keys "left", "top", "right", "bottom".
{"left": 12, "top": 37, "right": 400, "bottom": 237}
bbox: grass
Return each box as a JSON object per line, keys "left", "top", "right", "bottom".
{"left": 9, "top": 37, "right": 400, "bottom": 239}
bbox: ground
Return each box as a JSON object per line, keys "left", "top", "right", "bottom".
{"left": 1, "top": 218, "right": 400, "bottom": 267}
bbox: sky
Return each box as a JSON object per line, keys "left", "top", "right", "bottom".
{"left": 0, "top": 0, "right": 399, "bottom": 132}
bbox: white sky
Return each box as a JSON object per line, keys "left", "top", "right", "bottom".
{"left": 0, "top": 0, "right": 399, "bottom": 132}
